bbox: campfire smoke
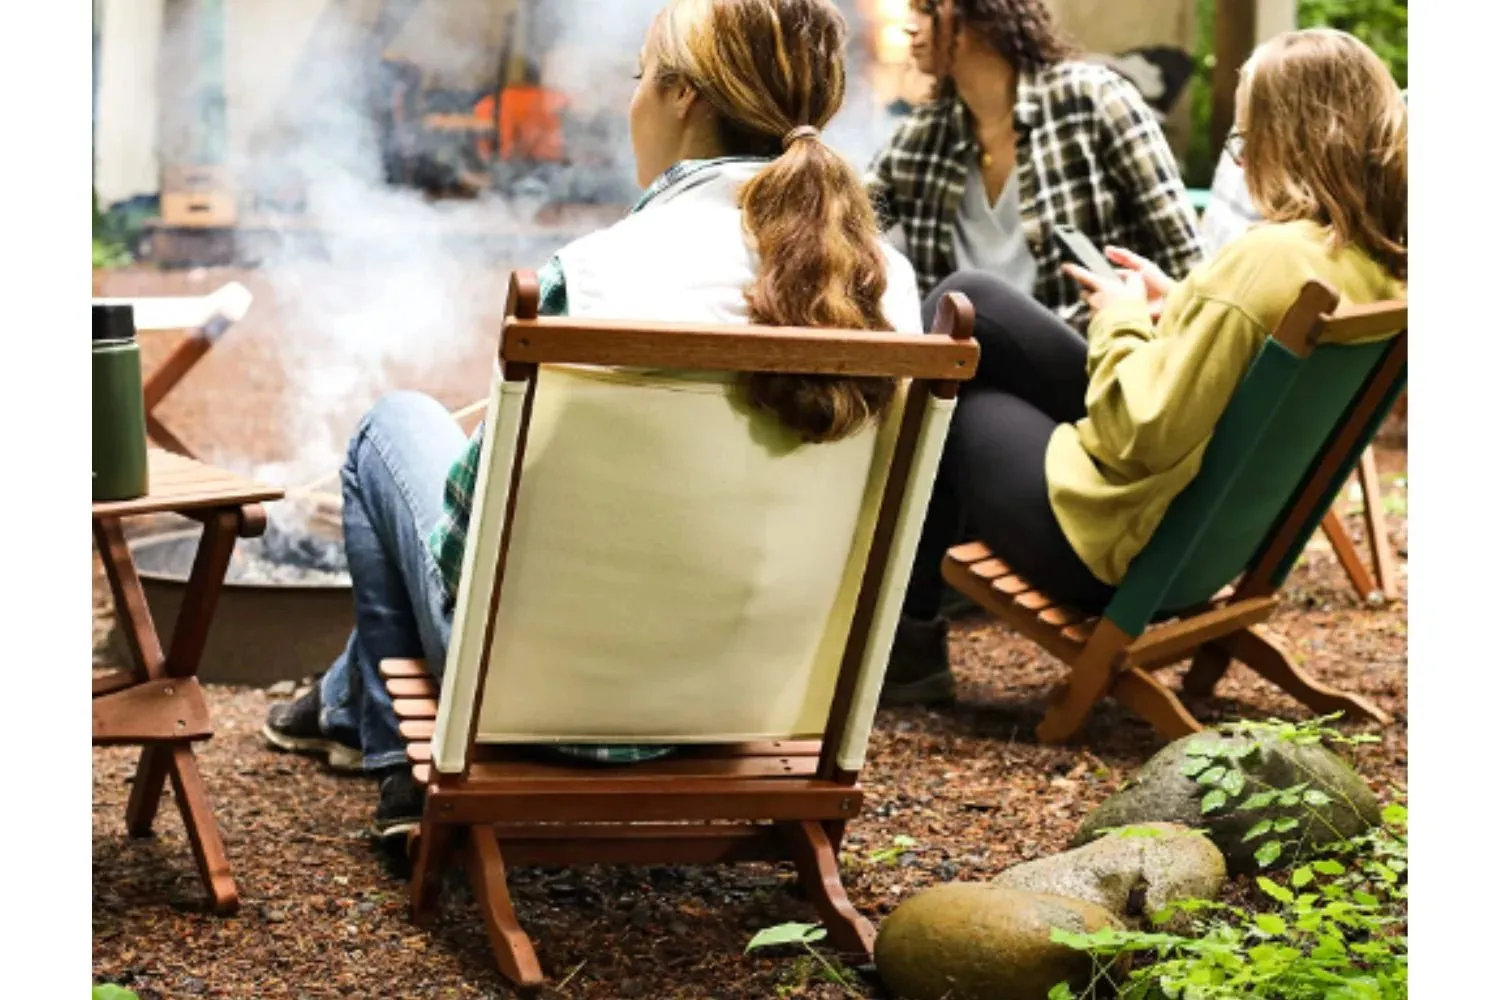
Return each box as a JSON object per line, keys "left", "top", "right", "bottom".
{"left": 154, "top": 0, "right": 903, "bottom": 567}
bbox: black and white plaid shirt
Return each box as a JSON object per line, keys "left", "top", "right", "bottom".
{"left": 866, "top": 61, "right": 1205, "bottom": 316}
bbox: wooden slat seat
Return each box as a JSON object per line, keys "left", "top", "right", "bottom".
{"left": 399, "top": 719, "right": 436, "bottom": 741}
{"left": 387, "top": 677, "right": 439, "bottom": 699}
{"left": 943, "top": 544, "right": 1101, "bottom": 662}
{"left": 383, "top": 661, "right": 830, "bottom": 786}
{"left": 380, "top": 660, "right": 431, "bottom": 680}
{"left": 947, "top": 542, "right": 1281, "bottom": 673}
{"left": 947, "top": 541, "right": 995, "bottom": 565}
{"left": 393, "top": 697, "right": 439, "bottom": 721}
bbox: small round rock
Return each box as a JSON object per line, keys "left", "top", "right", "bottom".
{"left": 875, "top": 883, "right": 1121, "bottom": 1000}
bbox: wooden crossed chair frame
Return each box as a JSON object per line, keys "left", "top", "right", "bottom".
{"left": 375, "top": 273, "right": 979, "bottom": 985}
{"left": 943, "top": 280, "right": 1407, "bottom": 745}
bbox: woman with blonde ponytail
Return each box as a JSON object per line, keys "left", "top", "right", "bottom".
{"left": 263, "top": 0, "right": 924, "bottom": 842}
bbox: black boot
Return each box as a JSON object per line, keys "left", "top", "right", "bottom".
{"left": 879, "top": 615, "right": 957, "bottom": 707}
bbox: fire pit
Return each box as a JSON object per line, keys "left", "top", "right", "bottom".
{"left": 116, "top": 503, "right": 354, "bottom": 686}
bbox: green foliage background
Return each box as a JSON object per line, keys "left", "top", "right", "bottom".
{"left": 1185, "top": 0, "right": 1408, "bottom": 186}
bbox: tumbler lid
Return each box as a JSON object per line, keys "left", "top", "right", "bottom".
{"left": 92, "top": 303, "right": 137, "bottom": 342}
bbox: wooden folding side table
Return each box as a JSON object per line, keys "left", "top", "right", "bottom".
{"left": 92, "top": 450, "right": 282, "bottom": 914}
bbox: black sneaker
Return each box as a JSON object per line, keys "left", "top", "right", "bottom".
{"left": 879, "top": 615, "right": 957, "bottom": 707}
{"left": 373, "top": 767, "right": 426, "bottom": 843}
{"left": 262, "top": 681, "right": 364, "bottom": 773}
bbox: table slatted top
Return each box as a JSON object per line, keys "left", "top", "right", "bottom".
{"left": 92, "top": 450, "right": 284, "bottom": 519}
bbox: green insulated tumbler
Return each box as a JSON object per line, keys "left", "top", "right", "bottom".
{"left": 93, "top": 304, "right": 150, "bottom": 501}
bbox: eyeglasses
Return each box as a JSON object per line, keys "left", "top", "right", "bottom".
{"left": 1225, "top": 128, "right": 1247, "bottom": 166}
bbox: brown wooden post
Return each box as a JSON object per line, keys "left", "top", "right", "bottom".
{"left": 1211, "top": 0, "right": 1259, "bottom": 156}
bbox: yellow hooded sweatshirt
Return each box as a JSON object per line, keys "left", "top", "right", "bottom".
{"left": 1046, "top": 219, "right": 1406, "bottom": 585}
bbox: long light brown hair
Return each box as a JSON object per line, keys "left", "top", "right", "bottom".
{"left": 1238, "top": 29, "right": 1407, "bottom": 281}
{"left": 650, "top": 0, "right": 896, "bottom": 443}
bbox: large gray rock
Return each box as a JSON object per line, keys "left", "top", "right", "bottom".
{"left": 996, "top": 822, "right": 1226, "bottom": 927}
{"left": 1075, "top": 729, "right": 1380, "bottom": 874}
{"left": 874, "top": 883, "right": 1121, "bottom": 1000}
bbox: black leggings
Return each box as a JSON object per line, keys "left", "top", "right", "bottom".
{"left": 905, "top": 270, "right": 1117, "bottom": 619}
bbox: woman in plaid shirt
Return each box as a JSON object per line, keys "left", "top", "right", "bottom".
{"left": 867, "top": 0, "right": 1204, "bottom": 326}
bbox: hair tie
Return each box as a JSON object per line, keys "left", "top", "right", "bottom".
{"left": 781, "top": 125, "right": 820, "bottom": 150}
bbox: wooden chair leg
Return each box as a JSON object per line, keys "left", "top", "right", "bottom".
{"left": 1220, "top": 628, "right": 1392, "bottom": 726}
{"left": 1036, "top": 620, "right": 1133, "bottom": 744}
{"left": 781, "top": 821, "right": 875, "bottom": 962}
{"left": 1322, "top": 510, "right": 1381, "bottom": 603}
{"left": 1112, "top": 668, "right": 1204, "bottom": 740}
{"left": 465, "top": 825, "right": 545, "bottom": 987}
{"left": 410, "top": 818, "right": 461, "bottom": 926}
{"left": 1357, "top": 450, "right": 1399, "bottom": 602}
{"left": 166, "top": 744, "right": 240, "bottom": 914}
{"left": 1182, "top": 643, "right": 1234, "bottom": 697}
{"left": 125, "top": 744, "right": 171, "bottom": 837}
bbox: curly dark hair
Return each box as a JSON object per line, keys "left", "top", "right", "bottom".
{"left": 934, "top": 0, "right": 1078, "bottom": 78}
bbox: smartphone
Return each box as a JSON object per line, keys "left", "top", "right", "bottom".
{"left": 1052, "top": 224, "right": 1116, "bottom": 278}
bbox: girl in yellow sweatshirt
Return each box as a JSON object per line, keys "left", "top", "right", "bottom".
{"left": 884, "top": 28, "right": 1407, "bottom": 706}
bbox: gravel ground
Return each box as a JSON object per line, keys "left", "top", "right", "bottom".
{"left": 92, "top": 268, "right": 1407, "bottom": 999}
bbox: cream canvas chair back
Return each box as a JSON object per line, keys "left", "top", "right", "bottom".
{"left": 430, "top": 275, "right": 977, "bottom": 777}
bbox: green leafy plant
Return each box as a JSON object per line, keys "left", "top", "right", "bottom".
{"left": 92, "top": 986, "right": 140, "bottom": 1000}
{"left": 1182, "top": 715, "right": 1378, "bottom": 870}
{"left": 1297, "top": 0, "right": 1407, "bottom": 87}
{"left": 92, "top": 188, "right": 133, "bottom": 269}
{"left": 1186, "top": 0, "right": 1219, "bottom": 187}
{"left": 747, "top": 922, "right": 862, "bottom": 997}
{"left": 1046, "top": 717, "right": 1406, "bottom": 999}
{"left": 867, "top": 834, "right": 917, "bottom": 866}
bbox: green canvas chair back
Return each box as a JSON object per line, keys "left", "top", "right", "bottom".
{"left": 1103, "top": 280, "right": 1408, "bottom": 635}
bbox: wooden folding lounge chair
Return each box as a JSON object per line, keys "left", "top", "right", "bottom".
{"left": 943, "top": 280, "right": 1406, "bottom": 744}
{"left": 92, "top": 283, "right": 253, "bottom": 459}
{"left": 377, "top": 272, "right": 978, "bottom": 985}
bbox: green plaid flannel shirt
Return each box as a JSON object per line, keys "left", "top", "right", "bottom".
{"left": 867, "top": 61, "right": 1205, "bottom": 313}
{"left": 425, "top": 158, "right": 764, "bottom": 764}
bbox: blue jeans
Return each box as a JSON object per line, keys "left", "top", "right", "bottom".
{"left": 318, "top": 391, "right": 466, "bottom": 773}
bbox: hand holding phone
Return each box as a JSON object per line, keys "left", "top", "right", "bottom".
{"left": 1052, "top": 224, "right": 1115, "bottom": 277}
{"left": 1055, "top": 227, "right": 1158, "bottom": 317}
